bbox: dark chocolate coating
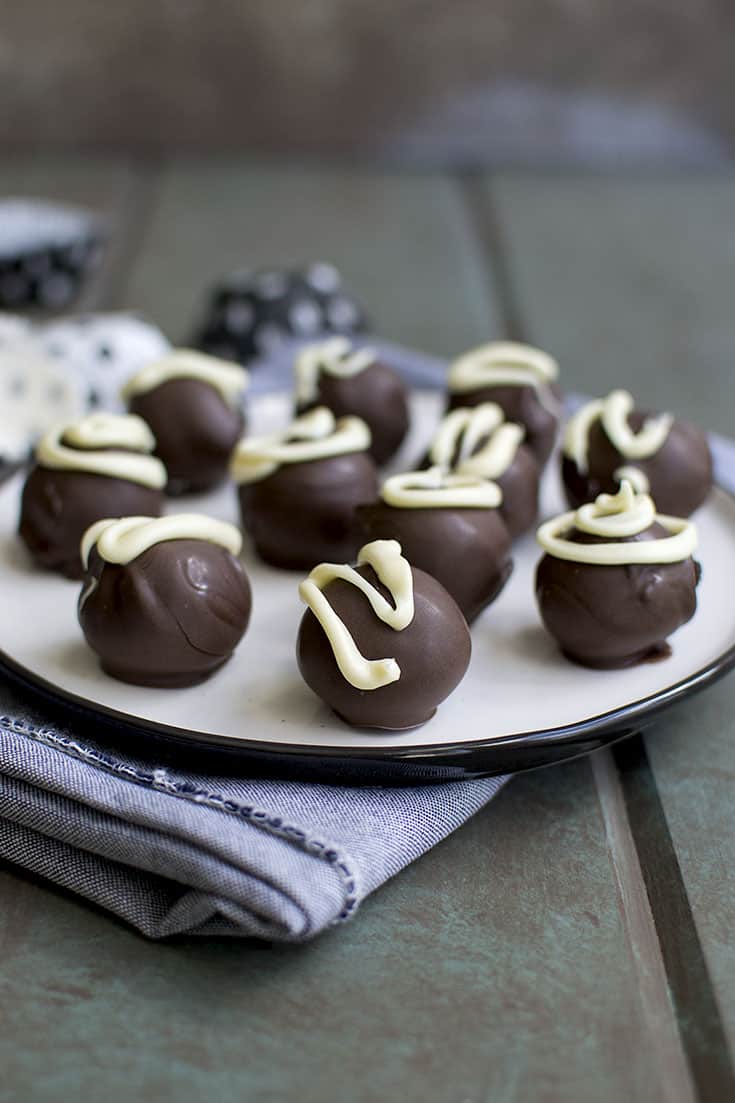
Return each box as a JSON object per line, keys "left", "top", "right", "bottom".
{"left": 78, "top": 538, "right": 252, "bottom": 687}
{"left": 129, "top": 377, "right": 245, "bottom": 496}
{"left": 18, "top": 466, "right": 163, "bottom": 580}
{"left": 296, "top": 361, "right": 410, "bottom": 465}
{"left": 448, "top": 383, "right": 560, "bottom": 467}
{"left": 239, "top": 452, "right": 378, "bottom": 570}
{"left": 356, "top": 502, "right": 512, "bottom": 624}
{"left": 422, "top": 436, "right": 540, "bottom": 539}
{"left": 562, "top": 411, "right": 713, "bottom": 516}
{"left": 297, "top": 563, "right": 471, "bottom": 730}
{"left": 535, "top": 523, "right": 700, "bottom": 668}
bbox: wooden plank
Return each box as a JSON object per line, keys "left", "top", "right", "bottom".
{"left": 0, "top": 154, "right": 144, "bottom": 312}
{"left": 486, "top": 171, "right": 735, "bottom": 1077}
{"left": 0, "top": 765, "right": 668, "bottom": 1103}
{"left": 121, "top": 158, "right": 499, "bottom": 356}
{"left": 481, "top": 174, "right": 735, "bottom": 437}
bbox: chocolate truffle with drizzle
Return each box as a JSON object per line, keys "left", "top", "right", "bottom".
{"left": 231, "top": 406, "right": 378, "bottom": 570}
{"left": 426, "top": 402, "right": 540, "bottom": 538}
{"left": 535, "top": 480, "right": 699, "bottom": 668}
{"left": 447, "top": 342, "right": 561, "bottom": 467}
{"left": 297, "top": 539, "right": 471, "bottom": 730}
{"left": 122, "top": 349, "right": 248, "bottom": 495}
{"left": 78, "top": 514, "right": 251, "bottom": 687}
{"left": 294, "top": 337, "right": 410, "bottom": 465}
{"left": 18, "top": 412, "right": 166, "bottom": 579}
{"left": 562, "top": 389, "right": 713, "bottom": 516}
{"left": 357, "top": 467, "right": 512, "bottom": 624}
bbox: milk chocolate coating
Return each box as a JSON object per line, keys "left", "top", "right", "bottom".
{"left": 562, "top": 411, "right": 713, "bottom": 516}
{"left": 239, "top": 452, "right": 378, "bottom": 570}
{"left": 297, "top": 361, "right": 410, "bottom": 465}
{"left": 422, "top": 438, "right": 540, "bottom": 539}
{"left": 297, "top": 563, "right": 471, "bottom": 730}
{"left": 448, "top": 383, "right": 560, "bottom": 467}
{"left": 18, "top": 466, "right": 163, "bottom": 580}
{"left": 78, "top": 538, "right": 252, "bottom": 687}
{"left": 129, "top": 377, "right": 245, "bottom": 496}
{"left": 356, "top": 502, "right": 512, "bottom": 624}
{"left": 535, "top": 523, "right": 700, "bottom": 668}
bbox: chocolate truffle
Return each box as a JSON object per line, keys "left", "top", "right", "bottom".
{"left": 357, "top": 467, "right": 512, "bottom": 624}
{"left": 78, "top": 515, "right": 251, "bottom": 687}
{"left": 535, "top": 481, "right": 700, "bottom": 668}
{"left": 447, "top": 342, "right": 561, "bottom": 467}
{"left": 297, "top": 539, "right": 471, "bottom": 730}
{"left": 562, "top": 389, "right": 713, "bottom": 516}
{"left": 294, "top": 337, "right": 410, "bottom": 465}
{"left": 426, "top": 402, "right": 540, "bottom": 538}
{"left": 18, "top": 412, "right": 166, "bottom": 580}
{"left": 122, "top": 349, "right": 248, "bottom": 495}
{"left": 231, "top": 406, "right": 378, "bottom": 570}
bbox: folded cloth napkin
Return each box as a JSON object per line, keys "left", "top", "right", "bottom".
{"left": 0, "top": 341, "right": 507, "bottom": 941}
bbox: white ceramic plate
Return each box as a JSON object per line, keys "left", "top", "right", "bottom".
{"left": 1, "top": 391, "right": 733, "bottom": 782}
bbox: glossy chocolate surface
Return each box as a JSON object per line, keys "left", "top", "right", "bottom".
{"left": 448, "top": 383, "right": 560, "bottom": 467}
{"left": 78, "top": 538, "right": 252, "bottom": 687}
{"left": 357, "top": 502, "right": 513, "bottom": 624}
{"left": 562, "top": 410, "right": 713, "bottom": 516}
{"left": 297, "top": 360, "right": 410, "bottom": 466}
{"left": 130, "top": 377, "right": 245, "bottom": 495}
{"left": 535, "top": 522, "right": 700, "bottom": 668}
{"left": 18, "top": 466, "right": 163, "bottom": 580}
{"left": 297, "top": 562, "right": 471, "bottom": 730}
{"left": 239, "top": 451, "right": 378, "bottom": 570}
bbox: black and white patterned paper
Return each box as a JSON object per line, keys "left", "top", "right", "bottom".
{"left": 0, "top": 312, "right": 170, "bottom": 463}
{"left": 193, "top": 262, "right": 369, "bottom": 366}
{"left": 0, "top": 199, "right": 106, "bottom": 311}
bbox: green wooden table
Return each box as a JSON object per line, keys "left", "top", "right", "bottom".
{"left": 1, "top": 158, "right": 734, "bottom": 1103}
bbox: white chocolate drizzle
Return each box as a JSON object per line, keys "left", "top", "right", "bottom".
{"left": 428, "top": 403, "right": 525, "bottom": 480}
{"left": 536, "top": 480, "right": 697, "bottom": 565}
{"left": 36, "top": 413, "right": 167, "bottom": 488}
{"left": 121, "top": 349, "right": 248, "bottom": 408}
{"left": 81, "top": 513, "right": 243, "bottom": 569}
{"left": 563, "top": 390, "right": 673, "bottom": 474}
{"left": 614, "top": 464, "right": 650, "bottom": 494}
{"left": 381, "top": 466, "right": 502, "bottom": 509}
{"left": 298, "top": 539, "right": 414, "bottom": 691}
{"left": 448, "top": 342, "right": 560, "bottom": 402}
{"left": 294, "top": 337, "right": 377, "bottom": 405}
{"left": 230, "top": 407, "right": 371, "bottom": 485}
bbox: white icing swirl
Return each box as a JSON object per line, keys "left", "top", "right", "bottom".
{"left": 81, "top": 513, "right": 243, "bottom": 570}
{"left": 295, "top": 337, "right": 377, "bottom": 405}
{"left": 429, "top": 403, "right": 525, "bottom": 480}
{"left": 121, "top": 349, "right": 248, "bottom": 408}
{"left": 230, "top": 407, "right": 371, "bottom": 485}
{"left": 298, "top": 539, "right": 414, "bottom": 691}
{"left": 36, "top": 413, "right": 167, "bottom": 488}
{"left": 448, "top": 341, "right": 560, "bottom": 397}
{"left": 381, "top": 466, "right": 502, "bottom": 509}
{"left": 564, "top": 390, "right": 673, "bottom": 474}
{"left": 536, "top": 480, "right": 697, "bottom": 565}
{"left": 614, "top": 464, "right": 650, "bottom": 494}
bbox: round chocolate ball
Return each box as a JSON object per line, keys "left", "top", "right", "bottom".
{"left": 19, "top": 466, "right": 163, "bottom": 580}
{"left": 562, "top": 410, "right": 712, "bottom": 517}
{"left": 448, "top": 384, "right": 559, "bottom": 468}
{"left": 297, "top": 562, "right": 471, "bottom": 730}
{"left": 239, "top": 452, "right": 378, "bottom": 571}
{"left": 129, "top": 377, "right": 245, "bottom": 496}
{"left": 357, "top": 502, "right": 512, "bottom": 624}
{"left": 297, "top": 359, "right": 410, "bottom": 466}
{"left": 535, "top": 524, "right": 700, "bottom": 668}
{"left": 79, "top": 537, "right": 252, "bottom": 687}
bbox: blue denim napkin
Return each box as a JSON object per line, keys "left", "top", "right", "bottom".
{"left": 0, "top": 342, "right": 509, "bottom": 941}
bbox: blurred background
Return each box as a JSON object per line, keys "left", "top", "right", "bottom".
{"left": 3, "top": 0, "right": 734, "bottom": 165}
